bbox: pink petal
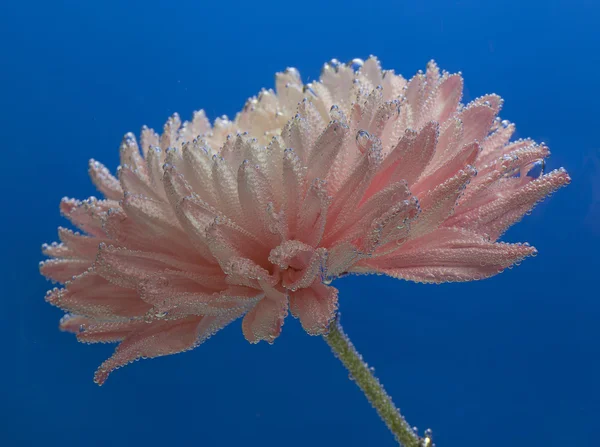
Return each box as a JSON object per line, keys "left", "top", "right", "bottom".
{"left": 306, "top": 120, "right": 349, "bottom": 182}
{"left": 160, "top": 114, "right": 182, "bottom": 151}
{"left": 296, "top": 179, "right": 330, "bottom": 246}
{"left": 325, "top": 242, "right": 364, "bottom": 279}
{"left": 94, "top": 315, "right": 231, "bottom": 385}
{"left": 473, "top": 94, "right": 503, "bottom": 114}
{"left": 411, "top": 167, "right": 477, "bottom": 237}
{"left": 40, "top": 258, "right": 90, "bottom": 283}
{"left": 47, "top": 272, "right": 151, "bottom": 317}
{"left": 144, "top": 146, "right": 166, "bottom": 194}
{"left": 42, "top": 242, "right": 75, "bottom": 259}
{"left": 297, "top": 95, "right": 326, "bottom": 142}
{"left": 179, "top": 110, "right": 211, "bottom": 143}
{"left": 282, "top": 115, "right": 312, "bottom": 165}
{"left": 181, "top": 143, "right": 219, "bottom": 206}
{"left": 269, "top": 241, "right": 327, "bottom": 290}
{"left": 325, "top": 135, "right": 382, "bottom": 236}
{"left": 319, "top": 63, "right": 354, "bottom": 110}
{"left": 371, "top": 99, "right": 401, "bottom": 144}
{"left": 413, "top": 141, "right": 479, "bottom": 196}
{"left": 60, "top": 197, "right": 115, "bottom": 237}
{"left": 450, "top": 168, "right": 571, "bottom": 240}
{"left": 101, "top": 207, "right": 150, "bottom": 250}
{"left": 118, "top": 165, "right": 159, "bottom": 199}
{"left": 405, "top": 73, "right": 426, "bottom": 123}
{"left": 58, "top": 227, "right": 103, "bottom": 259}
{"left": 121, "top": 193, "right": 196, "bottom": 260}
{"left": 361, "top": 56, "right": 383, "bottom": 87}
{"left": 477, "top": 123, "right": 517, "bottom": 166}
{"left": 220, "top": 133, "right": 253, "bottom": 170}
{"left": 371, "top": 122, "right": 438, "bottom": 193}
{"left": 242, "top": 282, "right": 288, "bottom": 344}
{"left": 326, "top": 181, "right": 411, "bottom": 246}
{"left": 433, "top": 74, "right": 463, "bottom": 124}
{"left": 88, "top": 159, "right": 123, "bottom": 200}
{"left": 424, "top": 60, "right": 441, "bottom": 98}
{"left": 263, "top": 137, "right": 285, "bottom": 208}
{"left": 119, "top": 133, "right": 148, "bottom": 177}
{"left": 458, "top": 143, "right": 550, "bottom": 210}
{"left": 140, "top": 125, "right": 160, "bottom": 157}
{"left": 211, "top": 155, "right": 244, "bottom": 223}
{"left": 60, "top": 314, "right": 145, "bottom": 343}
{"left": 205, "top": 218, "right": 270, "bottom": 269}
{"left": 94, "top": 243, "right": 207, "bottom": 289}
{"left": 460, "top": 103, "right": 497, "bottom": 145}
{"left": 381, "top": 69, "right": 407, "bottom": 101}
{"left": 354, "top": 227, "right": 537, "bottom": 283}
{"left": 289, "top": 281, "right": 338, "bottom": 335}
{"left": 237, "top": 160, "right": 276, "bottom": 242}
{"left": 364, "top": 196, "right": 420, "bottom": 251}
{"left": 275, "top": 67, "right": 304, "bottom": 110}
{"left": 174, "top": 195, "right": 220, "bottom": 260}
{"left": 430, "top": 119, "right": 463, "bottom": 170}
{"left": 138, "top": 273, "right": 259, "bottom": 317}
{"left": 222, "top": 256, "right": 276, "bottom": 289}
{"left": 282, "top": 148, "right": 305, "bottom": 237}
{"left": 355, "top": 87, "right": 384, "bottom": 136}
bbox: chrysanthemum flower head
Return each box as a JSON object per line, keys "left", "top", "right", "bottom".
{"left": 41, "top": 57, "right": 569, "bottom": 384}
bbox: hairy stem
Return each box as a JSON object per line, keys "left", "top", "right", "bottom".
{"left": 323, "top": 316, "right": 432, "bottom": 447}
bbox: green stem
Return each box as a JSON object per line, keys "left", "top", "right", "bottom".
{"left": 323, "top": 315, "right": 432, "bottom": 447}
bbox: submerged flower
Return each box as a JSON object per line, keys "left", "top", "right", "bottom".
{"left": 41, "top": 57, "right": 569, "bottom": 385}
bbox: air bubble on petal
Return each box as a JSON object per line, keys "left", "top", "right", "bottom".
{"left": 329, "top": 105, "right": 345, "bottom": 121}
{"left": 285, "top": 67, "right": 300, "bottom": 79}
{"left": 356, "top": 130, "right": 371, "bottom": 153}
{"left": 523, "top": 159, "right": 545, "bottom": 179}
{"left": 303, "top": 84, "right": 317, "bottom": 97}
{"left": 349, "top": 58, "right": 364, "bottom": 72}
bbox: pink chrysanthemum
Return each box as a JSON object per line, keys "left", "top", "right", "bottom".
{"left": 41, "top": 57, "right": 570, "bottom": 385}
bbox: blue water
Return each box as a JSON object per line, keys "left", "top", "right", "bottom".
{"left": 1, "top": 0, "right": 598, "bottom": 446}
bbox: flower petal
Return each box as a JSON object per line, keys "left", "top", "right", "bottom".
{"left": 47, "top": 272, "right": 151, "bottom": 317}
{"left": 411, "top": 167, "right": 477, "bottom": 237}
{"left": 88, "top": 159, "right": 123, "bottom": 200}
{"left": 433, "top": 74, "right": 463, "bottom": 124}
{"left": 180, "top": 110, "right": 211, "bottom": 142}
{"left": 289, "top": 281, "right": 338, "bottom": 335}
{"left": 94, "top": 315, "right": 234, "bottom": 385}
{"left": 242, "top": 282, "right": 288, "bottom": 344}
{"left": 40, "top": 258, "right": 91, "bottom": 283}
{"left": 58, "top": 227, "right": 104, "bottom": 259}
{"left": 59, "top": 314, "right": 145, "bottom": 342}
{"left": 371, "top": 121, "right": 438, "bottom": 194}
{"left": 138, "top": 273, "right": 259, "bottom": 317}
{"left": 354, "top": 227, "right": 537, "bottom": 283}
{"left": 449, "top": 168, "right": 571, "bottom": 240}
{"left": 60, "top": 197, "right": 114, "bottom": 237}
{"left": 94, "top": 244, "right": 207, "bottom": 289}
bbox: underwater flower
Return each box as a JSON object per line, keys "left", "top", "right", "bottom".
{"left": 41, "top": 57, "right": 569, "bottom": 385}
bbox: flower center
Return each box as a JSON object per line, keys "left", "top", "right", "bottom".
{"left": 268, "top": 240, "right": 326, "bottom": 292}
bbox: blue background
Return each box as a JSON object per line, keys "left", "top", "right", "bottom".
{"left": 1, "top": 0, "right": 598, "bottom": 446}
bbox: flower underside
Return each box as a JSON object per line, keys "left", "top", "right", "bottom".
{"left": 41, "top": 57, "right": 570, "bottom": 385}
